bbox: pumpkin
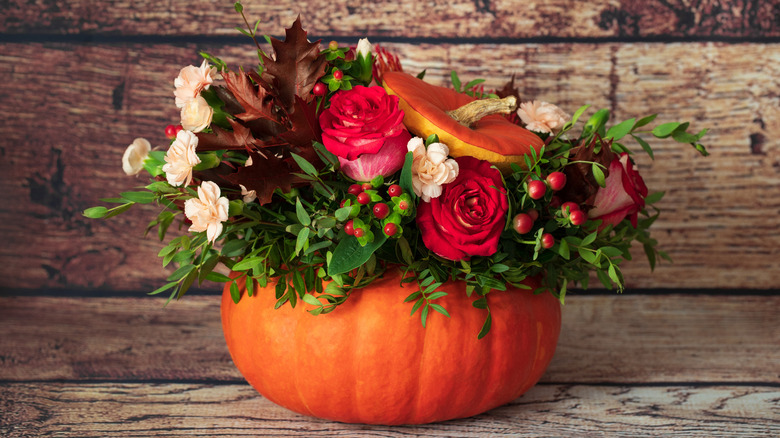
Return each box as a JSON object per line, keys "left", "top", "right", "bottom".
{"left": 382, "top": 71, "right": 545, "bottom": 173}
{"left": 221, "top": 269, "right": 561, "bottom": 425}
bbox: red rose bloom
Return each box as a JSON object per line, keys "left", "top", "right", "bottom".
{"left": 588, "top": 153, "right": 649, "bottom": 229}
{"left": 319, "top": 86, "right": 410, "bottom": 181}
{"left": 416, "top": 156, "right": 508, "bottom": 261}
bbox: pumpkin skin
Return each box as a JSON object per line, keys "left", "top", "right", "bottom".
{"left": 221, "top": 269, "right": 561, "bottom": 425}
{"left": 382, "top": 71, "right": 545, "bottom": 173}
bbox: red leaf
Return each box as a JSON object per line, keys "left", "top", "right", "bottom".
{"left": 196, "top": 119, "right": 262, "bottom": 152}
{"left": 223, "top": 151, "right": 301, "bottom": 205}
{"left": 261, "top": 16, "right": 327, "bottom": 111}
{"left": 221, "top": 69, "right": 280, "bottom": 123}
{"left": 279, "top": 97, "right": 321, "bottom": 156}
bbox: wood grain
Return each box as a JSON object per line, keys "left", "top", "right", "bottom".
{"left": 0, "top": 41, "right": 778, "bottom": 291}
{"left": 1, "top": 382, "right": 777, "bottom": 437}
{"left": 1, "top": 0, "right": 778, "bottom": 38}
{"left": 1, "top": 295, "right": 777, "bottom": 383}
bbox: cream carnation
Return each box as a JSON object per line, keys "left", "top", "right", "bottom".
{"left": 180, "top": 95, "right": 213, "bottom": 133}
{"left": 517, "top": 101, "right": 570, "bottom": 134}
{"left": 121, "top": 138, "right": 151, "bottom": 176}
{"left": 174, "top": 60, "right": 217, "bottom": 108}
{"left": 184, "top": 181, "right": 229, "bottom": 244}
{"left": 407, "top": 137, "right": 459, "bottom": 202}
{"left": 162, "top": 130, "right": 201, "bottom": 187}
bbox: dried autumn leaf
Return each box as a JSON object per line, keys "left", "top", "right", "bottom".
{"left": 279, "top": 97, "right": 321, "bottom": 162}
{"left": 222, "top": 69, "right": 279, "bottom": 123}
{"left": 559, "top": 136, "right": 616, "bottom": 207}
{"left": 223, "top": 151, "right": 301, "bottom": 205}
{"left": 261, "top": 16, "right": 327, "bottom": 111}
{"left": 196, "top": 118, "right": 262, "bottom": 152}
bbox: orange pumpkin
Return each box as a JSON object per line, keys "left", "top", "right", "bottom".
{"left": 221, "top": 269, "right": 561, "bottom": 425}
{"left": 382, "top": 71, "right": 545, "bottom": 173}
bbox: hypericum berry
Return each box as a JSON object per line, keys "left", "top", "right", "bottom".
{"left": 388, "top": 184, "right": 403, "bottom": 197}
{"left": 348, "top": 184, "right": 363, "bottom": 196}
{"left": 340, "top": 199, "right": 348, "bottom": 208}
{"left": 512, "top": 213, "right": 534, "bottom": 234}
{"left": 353, "top": 227, "right": 365, "bottom": 238}
{"left": 361, "top": 182, "right": 373, "bottom": 191}
{"left": 313, "top": 82, "right": 327, "bottom": 96}
{"left": 398, "top": 200, "right": 409, "bottom": 210}
{"left": 561, "top": 202, "right": 580, "bottom": 217}
{"left": 383, "top": 223, "right": 398, "bottom": 236}
{"left": 333, "top": 69, "right": 344, "bottom": 80}
{"left": 527, "top": 208, "right": 540, "bottom": 221}
{"left": 546, "top": 171, "right": 567, "bottom": 191}
{"left": 357, "top": 192, "right": 371, "bottom": 205}
{"left": 527, "top": 180, "right": 546, "bottom": 200}
{"left": 164, "top": 124, "right": 177, "bottom": 140}
{"left": 373, "top": 203, "right": 390, "bottom": 219}
{"left": 569, "top": 210, "right": 586, "bottom": 226}
{"left": 175, "top": 125, "right": 184, "bottom": 135}
{"left": 344, "top": 220, "right": 355, "bottom": 236}
{"left": 328, "top": 40, "right": 339, "bottom": 51}
{"left": 541, "top": 233, "right": 555, "bottom": 249}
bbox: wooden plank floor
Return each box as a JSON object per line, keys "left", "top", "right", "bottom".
{"left": 1, "top": 294, "right": 778, "bottom": 436}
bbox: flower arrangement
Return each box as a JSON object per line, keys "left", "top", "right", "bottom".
{"left": 85, "top": 5, "right": 707, "bottom": 338}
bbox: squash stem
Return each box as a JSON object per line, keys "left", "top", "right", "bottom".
{"left": 446, "top": 96, "right": 517, "bottom": 128}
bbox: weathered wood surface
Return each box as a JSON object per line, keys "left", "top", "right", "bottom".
{"left": 1, "top": 0, "right": 778, "bottom": 38}
{"left": 1, "top": 41, "right": 778, "bottom": 291}
{"left": 1, "top": 383, "right": 777, "bottom": 437}
{"left": 1, "top": 295, "right": 778, "bottom": 383}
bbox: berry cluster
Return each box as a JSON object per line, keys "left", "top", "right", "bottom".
{"left": 512, "top": 171, "right": 588, "bottom": 250}
{"left": 339, "top": 180, "right": 413, "bottom": 246}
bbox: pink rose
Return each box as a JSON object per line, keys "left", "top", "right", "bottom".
{"left": 416, "top": 157, "right": 508, "bottom": 261}
{"left": 588, "top": 153, "right": 649, "bottom": 229}
{"left": 319, "top": 86, "right": 410, "bottom": 181}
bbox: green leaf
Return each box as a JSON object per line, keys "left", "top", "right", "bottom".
{"left": 644, "top": 191, "right": 665, "bottom": 204}
{"left": 582, "top": 108, "right": 609, "bottom": 137}
{"left": 230, "top": 281, "right": 240, "bottom": 304}
{"left": 83, "top": 206, "right": 108, "bottom": 218}
{"left": 234, "top": 2, "right": 243, "bottom": 13}
{"left": 328, "top": 233, "right": 388, "bottom": 276}
{"left": 421, "top": 304, "right": 430, "bottom": 327}
{"left": 631, "top": 134, "right": 655, "bottom": 159}
{"left": 232, "top": 256, "right": 263, "bottom": 272}
{"left": 295, "top": 227, "right": 310, "bottom": 256}
{"left": 335, "top": 206, "right": 352, "bottom": 222}
{"left": 578, "top": 247, "right": 597, "bottom": 265}
{"left": 490, "top": 264, "right": 509, "bottom": 273}
{"left": 450, "top": 71, "right": 461, "bottom": 92}
{"left": 193, "top": 153, "right": 220, "bottom": 171}
{"left": 205, "top": 272, "right": 232, "bottom": 283}
{"left": 302, "top": 293, "right": 321, "bottom": 306}
{"left": 148, "top": 281, "right": 178, "bottom": 296}
{"left": 429, "top": 303, "right": 450, "bottom": 318}
{"left": 477, "top": 311, "right": 492, "bottom": 339}
{"left": 167, "top": 264, "right": 196, "bottom": 282}
{"left": 291, "top": 153, "right": 318, "bottom": 176}
{"left": 558, "top": 238, "right": 570, "bottom": 260}
{"left": 605, "top": 118, "right": 635, "bottom": 141}
{"left": 632, "top": 114, "right": 657, "bottom": 130}
{"left": 581, "top": 231, "right": 597, "bottom": 247}
{"left": 652, "top": 122, "right": 681, "bottom": 138}
{"left": 426, "top": 291, "right": 447, "bottom": 300}
{"left": 304, "top": 240, "right": 332, "bottom": 255}
{"left": 399, "top": 152, "right": 416, "bottom": 202}
{"left": 592, "top": 163, "right": 606, "bottom": 187}
{"left": 295, "top": 198, "right": 311, "bottom": 226}
{"left": 120, "top": 191, "right": 155, "bottom": 204}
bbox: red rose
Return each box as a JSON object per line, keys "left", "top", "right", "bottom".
{"left": 416, "top": 156, "right": 508, "bottom": 261}
{"left": 588, "top": 153, "right": 649, "bottom": 229}
{"left": 319, "top": 85, "right": 410, "bottom": 181}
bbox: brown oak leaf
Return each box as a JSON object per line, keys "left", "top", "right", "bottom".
{"left": 196, "top": 118, "right": 263, "bottom": 152}
{"left": 221, "top": 69, "right": 279, "bottom": 123}
{"left": 223, "top": 151, "right": 301, "bottom": 205}
{"left": 558, "top": 136, "right": 616, "bottom": 208}
{"left": 261, "top": 16, "right": 327, "bottom": 112}
{"left": 279, "top": 97, "right": 322, "bottom": 160}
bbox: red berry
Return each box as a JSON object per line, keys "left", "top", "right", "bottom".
{"left": 361, "top": 182, "right": 373, "bottom": 191}
{"left": 561, "top": 202, "right": 580, "bottom": 217}
{"left": 348, "top": 184, "right": 363, "bottom": 196}
{"left": 546, "top": 171, "right": 567, "bottom": 191}
{"left": 527, "top": 180, "right": 546, "bottom": 200}
{"left": 174, "top": 125, "right": 184, "bottom": 135}
{"left": 569, "top": 210, "right": 586, "bottom": 226}
{"left": 333, "top": 69, "right": 343, "bottom": 80}
{"left": 164, "top": 124, "right": 177, "bottom": 140}
{"left": 383, "top": 223, "right": 398, "bottom": 236}
{"left": 373, "top": 203, "right": 390, "bottom": 219}
{"left": 398, "top": 200, "right": 409, "bottom": 210}
{"left": 357, "top": 192, "right": 370, "bottom": 205}
{"left": 344, "top": 220, "right": 355, "bottom": 236}
{"left": 313, "top": 82, "right": 327, "bottom": 96}
{"left": 328, "top": 40, "right": 339, "bottom": 51}
{"left": 353, "top": 227, "right": 365, "bottom": 238}
{"left": 541, "top": 233, "right": 555, "bottom": 249}
{"left": 512, "top": 213, "right": 534, "bottom": 234}
{"left": 388, "top": 184, "right": 403, "bottom": 197}
{"left": 340, "top": 199, "right": 347, "bottom": 208}
{"left": 527, "top": 209, "right": 540, "bottom": 221}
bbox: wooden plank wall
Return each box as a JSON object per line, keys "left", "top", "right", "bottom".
{"left": 1, "top": 0, "right": 779, "bottom": 292}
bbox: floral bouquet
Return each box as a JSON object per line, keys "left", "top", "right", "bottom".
{"left": 85, "top": 4, "right": 709, "bottom": 424}
{"left": 87, "top": 8, "right": 707, "bottom": 338}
